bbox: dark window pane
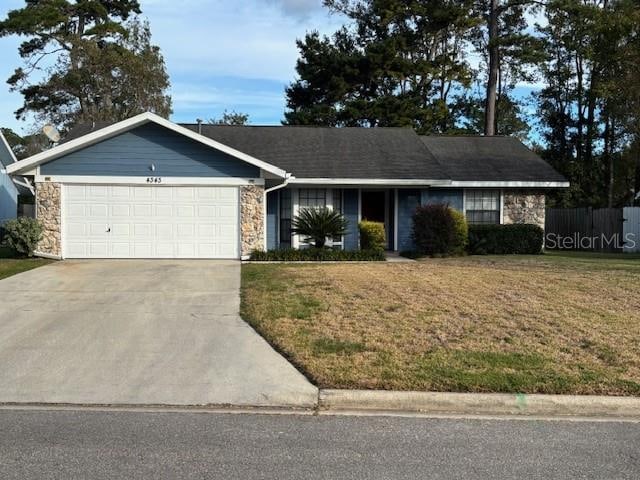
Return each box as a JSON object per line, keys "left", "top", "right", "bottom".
{"left": 279, "top": 190, "right": 292, "bottom": 247}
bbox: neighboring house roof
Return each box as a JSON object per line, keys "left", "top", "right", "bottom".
{"left": 11, "top": 112, "right": 569, "bottom": 187}
{"left": 0, "top": 130, "right": 33, "bottom": 196}
{"left": 6, "top": 112, "right": 288, "bottom": 178}
{"left": 420, "top": 136, "right": 568, "bottom": 185}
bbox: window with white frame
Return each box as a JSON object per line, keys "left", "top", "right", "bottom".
{"left": 298, "top": 188, "right": 327, "bottom": 209}
{"left": 465, "top": 190, "right": 501, "bottom": 224}
{"left": 294, "top": 188, "right": 344, "bottom": 249}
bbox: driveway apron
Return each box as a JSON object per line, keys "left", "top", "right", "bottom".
{"left": 0, "top": 260, "right": 318, "bottom": 407}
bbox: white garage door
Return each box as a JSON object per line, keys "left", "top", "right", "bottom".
{"left": 63, "top": 185, "right": 239, "bottom": 259}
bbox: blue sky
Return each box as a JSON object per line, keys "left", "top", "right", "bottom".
{"left": 0, "top": 0, "right": 542, "bottom": 137}
{"left": 0, "top": 0, "right": 342, "bottom": 134}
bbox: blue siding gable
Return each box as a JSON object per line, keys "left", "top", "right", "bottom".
{"left": 40, "top": 123, "right": 261, "bottom": 178}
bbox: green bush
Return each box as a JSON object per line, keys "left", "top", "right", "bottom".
{"left": 249, "top": 248, "right": 386, "bottom": 262}
{"left": 411, "top": 204, "right": 468, "bottom": 256}
{"left": 1, "top": 217, "right": 43, "bottom": 257}
{"left": 468, "top": 224, "right": 544, "bottom": 255}
{"left": 359, "top": 221, "right": 386, "bottom": 251}
{"left": 291, "top": 207, "right": 349, "bottom": 248}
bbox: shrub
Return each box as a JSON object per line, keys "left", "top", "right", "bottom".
{"left": 411, "top": 204, "right": 468, "bottom": 256}
{"left": 249, "top": 248, "right": 385, "bottom": 262}
{"left": 359, "top": 221, "right": 386, "bottom": 251}
{"left": 468, "top": 224, "right": 544, "bottom": 255}
{"left": 291, "top": 207, "right": 348, "bottom": 248}
{"left": 1, "top": 217, "right": 43, "bottom": 257}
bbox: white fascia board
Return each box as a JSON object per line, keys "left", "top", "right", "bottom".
{"left": 449, "top": 181, "right": 570, "bottom": 188}
{"left": 288, "top": 178, "right": 452, "bottom": 186}
{"left": 7, "top": 112, "right": 288, "bottom": 178}
{"left": 34, "top": 175, "right": 264, "bottom": 186}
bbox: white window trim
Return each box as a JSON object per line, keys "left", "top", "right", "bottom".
{"left": 292, "top": 188, "right": 345, "bottom": 249}
{"left": 463, "top": 189, "right": 504, "bottom": 225}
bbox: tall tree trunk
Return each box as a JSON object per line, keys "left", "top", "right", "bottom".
{"left": 484, "top": 0, "right": 499, "bottom": 136}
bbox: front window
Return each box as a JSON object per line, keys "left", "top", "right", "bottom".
{"left": 295, "top": 188, "right": 344, "bottom": 249}
{"left": 465, "top": 190, "right": 501, "bottom": 224}
{"left": 298, "top": 188, "right": 327, "bottom": 209}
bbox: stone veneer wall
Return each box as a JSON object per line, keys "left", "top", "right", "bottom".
{"left": 502, "top": 190, "right": 546, "bottom": 229}
{"left": 240, "top": 184, "right": 265, "bottom": 257}
{"left": 36, "top": 182, "right": 62, "bottom": 257}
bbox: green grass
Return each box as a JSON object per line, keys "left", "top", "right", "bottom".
{"left": 0, "top": 247, "right": 53, "bottom": 280}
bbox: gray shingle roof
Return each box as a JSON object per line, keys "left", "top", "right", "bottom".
{"left": 420, "top": 136, "right": 567, "bottom": 183}
{"left": 61, "top": 121, "right": 567, "bottom": 183}
{"left": 182, "top": 124, "right": 448, "bottom": 180}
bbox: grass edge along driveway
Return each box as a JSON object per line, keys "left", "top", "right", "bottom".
{"left": 241, "top": 252, "right": 640, "bottom": 396}
{"left": 0, "top": 247, "right": 53, "bottom": 281}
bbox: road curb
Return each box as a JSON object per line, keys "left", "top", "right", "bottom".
{"left": 319, "top": 389, "right": 640, "bottom": 418}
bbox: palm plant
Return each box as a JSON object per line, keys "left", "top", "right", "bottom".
{"left": 291, "top": 207, "right": 348, "bottom": 248}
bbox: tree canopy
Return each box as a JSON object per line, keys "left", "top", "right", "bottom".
{"left": 285, "top": 0, "right": 640, "bottom": 207}
{"left": 0, "top": 0, "right": 172, "bottom": 130}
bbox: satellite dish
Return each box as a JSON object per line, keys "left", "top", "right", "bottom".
{"left": 42, "top": 124, "right": 61, "bottom": 144}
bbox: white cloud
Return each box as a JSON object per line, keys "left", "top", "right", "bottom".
{"left": 0, "top": 0, "right": 343, "bottom": 130}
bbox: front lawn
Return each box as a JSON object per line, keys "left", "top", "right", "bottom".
{"left": 0, "top": 247, "right": 53, "bottom": 280}
{"left": 241, "top": 251, "right": 640, "bottom": 395}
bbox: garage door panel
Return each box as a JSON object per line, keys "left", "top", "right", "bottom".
{"left": 89, "top": 243, "right": 109, "bottom": 257}
{"left": 175, "top": 188, "right": 195, "bottom": 200}
{"left": 133, "top": 187, "right": 153, "bottom": 200}
{"left": 177, "top": 224, "right": 195, "bottom": 237}
{"left": 218, "top": 205, "right": 237, "bottom": 218}
{"left": 66, "top": 223, "right": 87, "bottom": 236}
{"left": 111, "top": 243, "right": 131, "bottom": 257}
{"left": 217, "top": 243, "right": 237, "bottom": 258}
{"left": 133, "top": 204, "right": 153, "bottom": 217}
{"left": 111, "top": 204, "right": 131, "bottom": 217}
{"left": 177, "top": 244, "right": 195, "bottom": 257}
{"left": 133, "top": 243, "right": 153, "bottom": 257}
{"left": 89, "top": 205, "right": 108, "bottom": 217}
{"left": 175, "top": 205, "right": 194, "bottom": 218}
{"left": 89, "top": 223, "right": 108, "bottom": 236}
{"left": 66, "top": 242, "right": 89, "bottom": 256}
{"left": 111, "top": 223, "right": 130, "bottom": 236}
{"left": 156, "top": 224, "right": 173, "bottom": 237}
{"left": 133, "top": 224, "right": 152, "bottom": 237}
{"left": 67, "top": 204, "right": 86, "bottom": 217}
{"left": 156, "top": 243, "right": 175, "bottom": 257}
{"left": 63, "top": 185, "right": 239, "bottom": 258}
{"left": 155, "top": 204, "right": 173, "bottom": 217}
{"left": 88, "top": 185, "right": 108, "bottom": 198}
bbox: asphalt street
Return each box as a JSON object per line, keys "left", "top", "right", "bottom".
{"left": 0, "top": 409, "right": 638, "bottom": 479}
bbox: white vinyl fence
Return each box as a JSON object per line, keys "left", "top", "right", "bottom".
{"left": 623, "top": 207, "right": 640, "bottom": 253}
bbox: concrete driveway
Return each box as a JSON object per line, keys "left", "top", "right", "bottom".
{"left": 0, "top": 260, "right": 317, "bottom": 407}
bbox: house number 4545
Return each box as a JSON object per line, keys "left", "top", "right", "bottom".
{"left": 146, "top": 177, "right": 162, "bottom": 184}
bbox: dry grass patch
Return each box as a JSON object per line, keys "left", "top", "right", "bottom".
{"left": 241, "top": 253, "right": 640, "bottom": 395}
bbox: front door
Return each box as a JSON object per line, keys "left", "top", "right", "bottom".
{"left": 361, "top": 190, "right": 389, "bottom": 248}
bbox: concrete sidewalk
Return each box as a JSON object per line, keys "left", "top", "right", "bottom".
{"left": 0, "top": 260, "right": 317, "bottom": 407}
